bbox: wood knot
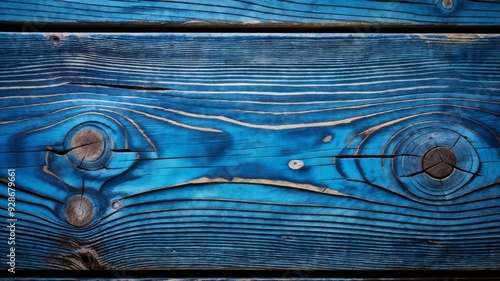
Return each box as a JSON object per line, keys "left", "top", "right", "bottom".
{"left": 441, "top": 0, "right": 454, "bottom": 10}
{"left": 65, "top": 195, "right": 94, "bottom": 227}
{"left": 79, "top": 250, "right": 102, "bottom": 269}
{"left": 69, "top": 128, "right": 105, "bottom": 162}
{"left": 422, "top": 147, "right": 456, "bottom": 179}
{"left": 65, "top": 124, "right": 112, "bottom": 170}
{"left": 48, "top": 35, "right": 62, "bottom": 47}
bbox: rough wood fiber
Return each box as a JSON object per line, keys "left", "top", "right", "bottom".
{"left": 0, "top": 0, "right": 499, "bottom": 26}
{"left": 0, "top": 276, "right": 500, "bottom": 281}
{"left": 0, "top": 33, "right": 499, "bottom": 271}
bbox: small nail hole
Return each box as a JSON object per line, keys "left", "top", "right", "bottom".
{"left": 111, "top": 200, "right": 123, "bottom": 210}
{"left": 288, "top": 160, "right": 304, "bottom": 170}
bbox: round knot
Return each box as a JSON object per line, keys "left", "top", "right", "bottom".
{"left": 441, "top": 0, "right": 454, "bottom": 9}
{"left": 69, "top": 128, "right": 105, "bottom": 162}
{"left": 64, "top": 124, "right": 112, "bottom": 170}
{"left": 65, "top": 195, "right": 94, "bottom": 227}
{"left": 390, "top": 126, "right": 481, "bottom": 200}
{"left": 422, "top": 147, "right": 456, "bottom": 179}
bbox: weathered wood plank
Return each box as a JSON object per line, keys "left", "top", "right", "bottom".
{"left": 2, "top": 277, "right": 500, "bottom": 281}
{"left": 0, "top": 33, "right": 499, "bottom": 272}
{"left": 0, "top": 0, "right": 500, "bottom": 27}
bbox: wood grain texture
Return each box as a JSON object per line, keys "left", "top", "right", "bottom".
{"left": 0, "top": 33, "right": 499, "bottom": 272}
{"left": 0, "top": 276, "right": 500, "bottom": 281}
{"left": 0, "top": 0, "right": 500, "bottom": 26}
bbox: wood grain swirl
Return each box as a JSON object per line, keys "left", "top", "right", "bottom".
{"left": 0, "top": 33, "right": 499, "bottom": 271}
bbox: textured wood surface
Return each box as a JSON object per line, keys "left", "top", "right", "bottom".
{"left": 1, "top": 0, "right": 500, "bottom": 26}
{"left": 2, "top": 277, "right": 500, "bottom": 281}
{"left": 0, "top": 33, "right": 499, "bottom": 272}
{"left": 0, "top": 276, "right": 500, "bottom": 281}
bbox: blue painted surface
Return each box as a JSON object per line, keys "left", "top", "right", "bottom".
{"left": 0, "top": 0, "right": 499, "bottom": 26}
{"left": 0, "top": 33, "right": 499, "bottom": 271}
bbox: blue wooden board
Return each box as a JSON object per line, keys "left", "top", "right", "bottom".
{"left": 0, "top": 274, "right": 500, "bottom": 281}
{"left": 0, "top": 33, "right": 499, "bottom": 272}
{"left": 0, "top": 276, "right": 500, "bottom": 281}
{"left": 0, "top": 0, "right": 500, "bottom": 26}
